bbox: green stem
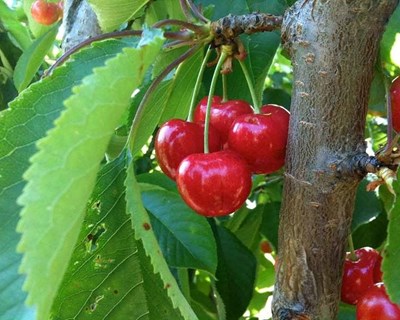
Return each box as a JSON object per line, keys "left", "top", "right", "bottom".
{"left": 238, "top": 59, "right": 260, "bottom": 113}
{"left": 204, "top": 51, "right": 228, "bottom": 153}
{"left": 211, "top": 280, "right": 226, "bottom": 320}
{"left": 222, "top": 73, "right": 228, "bottom": 102}
{"left": 127, "top": 44, "right": 201, "bottom": 152}
{"left": 187, "top": 46, "right": 212, "bottom": 122}
{"left": 347, "top": 234, "right": 358, "bottom": 261}
{"left": 177, "top": 268, "right": 191, "bottom": 304}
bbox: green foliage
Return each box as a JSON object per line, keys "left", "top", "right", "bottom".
{"left": 142, "top": 189, "right": 218, "bottom": 274}
{"left": 0, "top": 1, "right": 32, "bottom": 51}
{"left": 16, "top": 31, "right": 164, "bottom": 319}
{"left": 0, "top": 37, "right": 142, "bottom": 320}
{"left": 1, "top": 0, "right": 399, "bottom": 319}
{"left": 14, "top": 24, "right": 58, "bottom": 92}
{"left": 88, "top": 0, "right": 150, "bottom": 32}
{"left": 383, "top": 172, "right": 400, "bottom": 304}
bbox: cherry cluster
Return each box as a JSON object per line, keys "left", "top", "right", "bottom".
{"left": 155, "top": 96, "right": 289, "bottom": 217}
{"left": 31, "top": 0, "right": 63, "bottom": 26}
{"left": 341, "top": 247, "right": 400, "bottom": 319}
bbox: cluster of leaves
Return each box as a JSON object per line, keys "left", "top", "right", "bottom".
{"left": 0, "top": 1, "right": 399, "bottom": 320}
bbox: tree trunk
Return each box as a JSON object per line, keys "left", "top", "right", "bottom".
{"left": 61, "top": 0, "right": 101, "bottom": 52}
{"left": 272, "top": 1, "right": 398, "bottom": 319}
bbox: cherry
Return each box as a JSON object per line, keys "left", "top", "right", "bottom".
{"left": 341, "top": 247, "right": 380, "bottom": 305}
{"left": 31, "top": 0, "right": 62, "bottom": 25}
{"left": 390, "top": 76, "right": 400, "bottom": 132}
{"left": 227, "top": 104, "right": 290, "bottom": 174}
{"left": 356, "top": 283, "right": 400, "bottom": 320}
{"left": 155, "top": 119, "right": 221, "bottom": 180}
{"left": 176, "top": 150, "right": 252, "bottom": 216}
{"left": 194, "top": 96, "right": 253, "bottom": 144}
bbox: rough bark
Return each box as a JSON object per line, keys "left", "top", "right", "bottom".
{"left": 272, "top": 1, "right": 398, "bottom": 319}
{"left": 61, "top": 0, "right": 101, "bottom": 52}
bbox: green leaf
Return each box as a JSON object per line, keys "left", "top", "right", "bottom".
{"left": 88, "top": 0, "right": 150, "bottom": 32}
{"left": 145, "top": 0, "right": 185, "bottom": 25}
{"left": 17, "top": 33, "right": 164, "bottom": 319}
{"left": 211, "top": 223, "right": 257, "bottom": 320}
{"left": 137, "top": 171, "right": 177, "bottom": 192}
{"left": 130, "top": 48, "right": 204, "bottom": 155}
{"left": 383, "top": 174, "right": 400, "bottom": 304}
{"left": 52, "top": 153, "right": 183, "bottom": 319}
{"left": 0, "top": 1, "right": 32, "bottom": 51}
{"left": 14, "top": 25, "right": 58, "bottom": 92}
{"left": 125, "top": 162, "right": 198, "bottom": 320}
{"left": 351, "top": 179, "right": 384, "bottom": 230}
{"left": 380, "top": 3, "right": 400, "bottom": 68}
{"left": 0, "top": 38, "right": 137, "bottom": 320}
{"left": 260, "top": 202, "right": 281, "bottom": 251}
{"left": 141, "top": 189, "right": 217, "bottom": 274}
{"left": 337, "top": 303, "right": 356, "bottom": 320}
{"left": 352, "top": 210, "right": 388, "bottom": 249}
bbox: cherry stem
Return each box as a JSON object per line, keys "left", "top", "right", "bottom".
{"left": 186, "top": 0, "right": 209, "bottom": 23}
{"left": 222, "top": 73, "right": 228, "bottom": 102}
{"left": 204, "top": 51, "right": 228, "bottom": 153}
{"left": 164, "top": 39, "right": 196, "bottom": 51}
{"left": 347, "top": 234, "right": 358, "bottom": 261}
{"left": 187, "top": 46, "right": 212, "bottom": 122}
{"left": 238, "top": 59, "right": 260, "bottom": 113}
{"left": 127, "top": 44, "right": 202, "bottom": 152}
{"left": 179, "top": 0, "right": 192, "bottom": 21}
{"left": 152, "top": 19, "right": 205, "bottom": 34}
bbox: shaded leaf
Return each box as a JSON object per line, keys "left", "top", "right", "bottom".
{"left": 352, "top": 210, "right": 388, "bottom": 250}
{"left": 351, "top": 179, "right": 384, "bottom": 230}
{"left": 382, "top": 174, "right": 400, "bottom": 304}
{"left": 338, "top": 303, "right": 356, "bottom": 320}
{"left": 212, "top": 223, "right": 257, "bottom": 320}
{"left": 142, "top": 189, "right": 217, "bottom": 274}
{"left": 125, "top": 162, "right": 198, "bottom": 319}
{"left": 380, "top": 4, "right": 400, "bottom": 68}
{"left": 14, "top": 24, "right": 58, "bottom": 92}
{"left": 260, "top": 202, "right": 281, "bottom": 251}
{"left": 17, "top": 32, "right": 164, "bottom": 319}
{"left": 0, "top": 38, "right": 138, "bottom": 320}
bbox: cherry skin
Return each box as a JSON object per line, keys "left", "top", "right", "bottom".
{"left": 31, "top": 0, "right": 62, "bottom": 25}
{"left": 260, "top": 240, "right": 272, "bottom": 254}
{"left": 194, "top": 96, "right": 253, "bottom": 144}
{"left": 341, "top": 247, "right": 380, "bottom": 305}
{"left": 356, "top": 283, "right": 400, "bottom": 320}
{"left": 176, "top": 150, "right": 252, "bottom": 217}
{"left": 227, "top": 104, "right": 290, "bottom": 174}
{"left": 391, "top": 76, "right": 400, "bottom": 132}
{"left": 155, "top": 119, "right": 221, "bottom": 180}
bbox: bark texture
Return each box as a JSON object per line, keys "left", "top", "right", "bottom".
{"left": 61, "top": 0, "right": 101, "bottom": 52}
{"left": 272, "top": 1, "right": 398, "bottom": 319}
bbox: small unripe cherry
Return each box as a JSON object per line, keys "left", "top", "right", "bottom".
{"left": 31, "top": 0, "right": 62, "bottom": 26}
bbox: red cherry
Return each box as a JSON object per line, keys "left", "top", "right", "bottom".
{"left": 391, "top": 76, "right": 400, "bottom": 132}
{"left": 194, "top": 96, "right": 253, "bottom": 144}
{"left": 155, "top": 119, "right": 221, "bottom": 180}
{"left": 341, "top": 247, "right": 380, "bottom": 305}
{"left": 373, "top": 254, "right": 383, "bottom": 283}
{"left": 176, "top": 150, "right": 252, "bottom": 217}
{"left": 31, "top": 0, "right": 61, "bottom": 25}
{"left": 356, "top": 283, "right": 400, "bottom": 320}
{"left": 227, "top": 104, "right": 290, "bottom": 174}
